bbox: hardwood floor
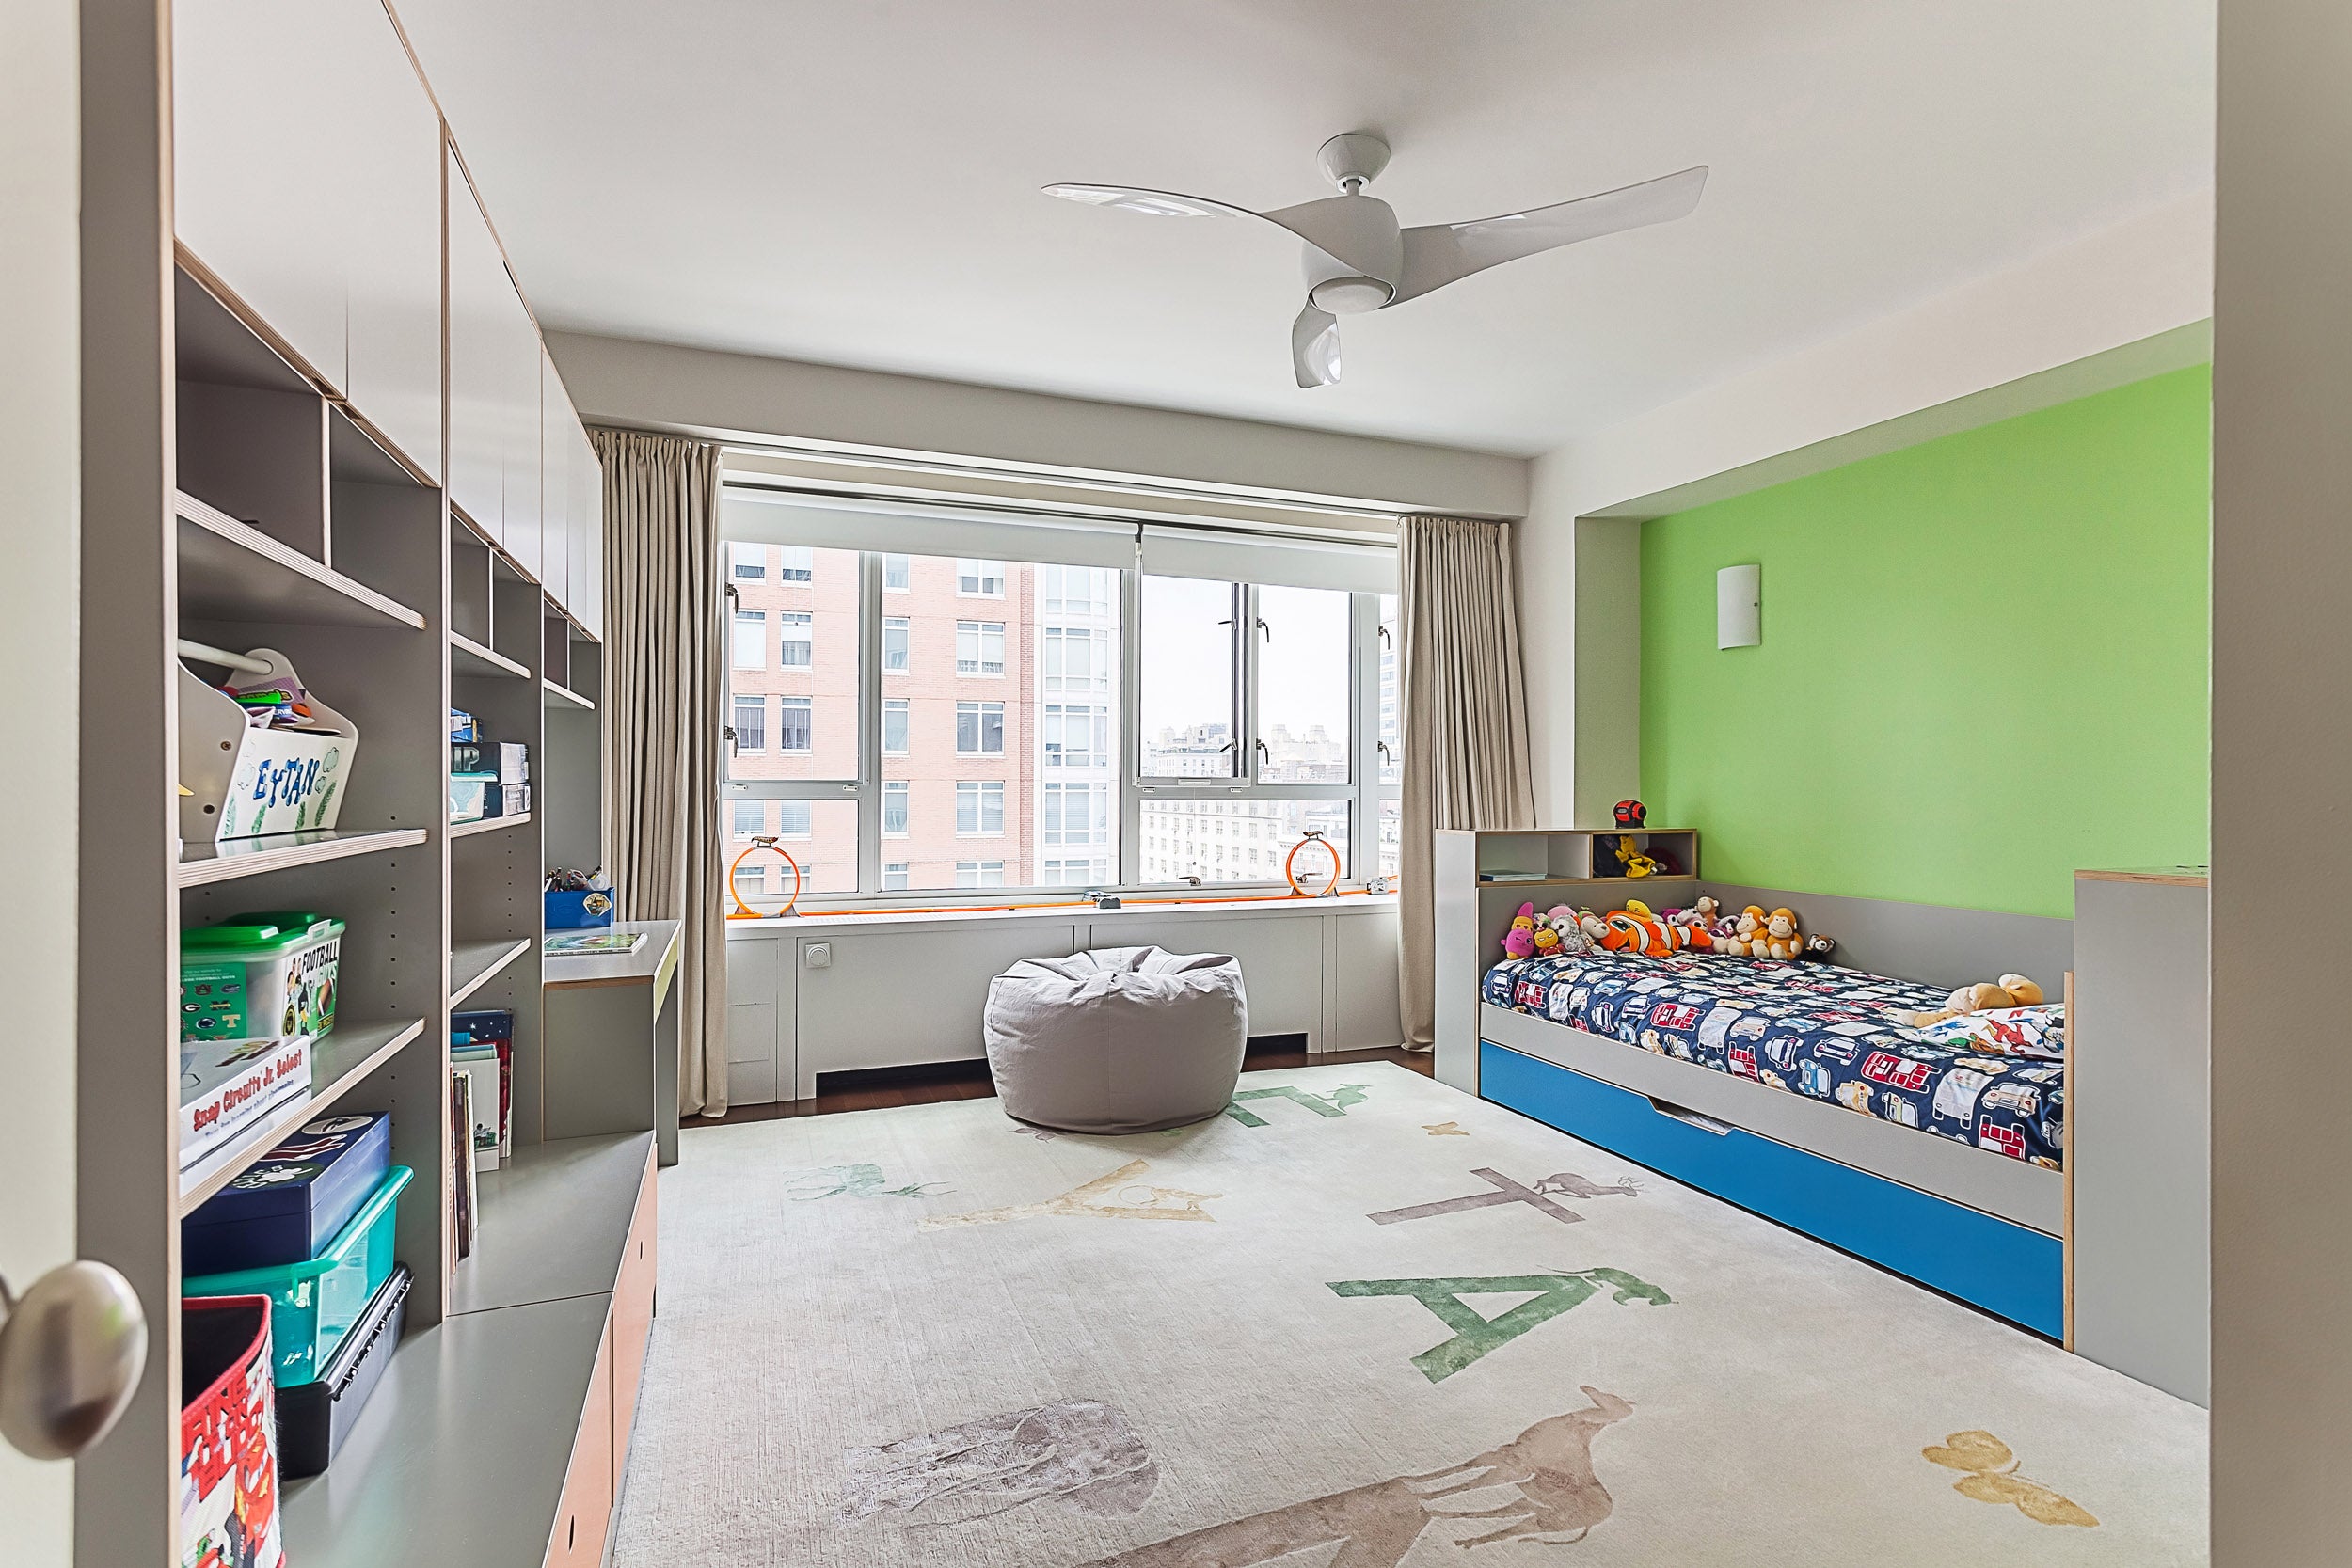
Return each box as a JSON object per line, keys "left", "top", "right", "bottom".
{"left": 684, "top": 1044, "right": 1433, "bottom": 1128}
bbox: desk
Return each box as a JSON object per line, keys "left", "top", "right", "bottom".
{"left": 544, "top": 919, "right": 682, "bottom": 1165}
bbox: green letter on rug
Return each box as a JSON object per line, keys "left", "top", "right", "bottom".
{"left": 1222, "top": 1084, "right": 1369, "bottom": 1127}
{"left": 1328, "top": 1268, "right": 1671, "bottom": 1382}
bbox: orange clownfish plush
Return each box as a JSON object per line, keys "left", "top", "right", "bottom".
{"left": 1599, "top": 899, "right": 1692, "bottom": 956}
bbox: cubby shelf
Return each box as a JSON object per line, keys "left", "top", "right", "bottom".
{"left": 451, "top": 812, "right": 532, "bottom": 839}
{"left": 451, "top": 630, "right": 531, "bottom": 680}
{"left": 542, "top": 678, "right": 595, "bottom": 710}
{"left": 450, "top": 936, "right": 532, "bottom": 1006}
{"left": 178, "top": 490, "right": 427, "bottom": 630}
{"left": 178, "top": 825, "right": 430, "bottom": 887}
{"left": 177, "top": 1016, "right": 427, "bottom": 1213}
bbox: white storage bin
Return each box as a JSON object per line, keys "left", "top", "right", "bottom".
{"left": 178, "top": 648, "right": 361, "bottom": 841}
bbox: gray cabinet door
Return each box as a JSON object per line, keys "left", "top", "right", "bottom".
{"left": 571, "top": 428, "right": 605, "bottom": 637}
{"left": 336, "top": 0, "right": 442, "bottom": 482}
{"left": 174, "top": 0, "right": 354, "bottom": 390}
{"left": 541, "top": 352, "right": 574, "bottom": 606}
{"left": 447, "top": 149, "right": 510, "bottom": 545}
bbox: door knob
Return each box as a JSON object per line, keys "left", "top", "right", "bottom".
{"left": 0, "top": 1260, "right": 148, "bottom": 1460}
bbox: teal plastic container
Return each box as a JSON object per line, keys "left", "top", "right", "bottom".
{"left": 183, "top": 1164, "right": 412, "bottom": 1386}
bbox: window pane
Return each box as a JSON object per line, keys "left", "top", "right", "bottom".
{"left": 1376, "top": 795, "right": 1400, "bottom": 882}
{"left": 1141, "top": 576, "right": 1236, "bottom": 777}
{"left": 882, "top": 862, "right": 910, "bottom": 891}
{"left": 883, "top": 553, "right": 1119, "bottom": 891}
{"left": 956, "top": 558, "right": 1007, "bottom": 596}
{"left": 1377, "top": 593, "right": 1401, "bottom": 788}
{"left": 955, "top": 860, "right": 1006, "bottom": 888}
{"left": 883, "top": 617, "right": 910, "bottom": 673}
{"left": 882, "top": 699, "right": 909, "bottom": 755}
{"left": 730, "top": 543, "right": 766, "bottom": 580}
{"left": 731, "top": 695, "right": 765, "bottom": 754}
{"left": 777, "top": 696, "right": 812, "bottom": 753}
{"left": 882, "top": 781, "right": 909, "bottom": 835}
{"left": 731, "top": 798, "right": 763, "bottom": 836}
{"left": 1255, "top": 585, "right": 1349, "bottom": 783}
{"left": 1137, "top": 799, "right": 1348, "bottom": 887}
{"left": 731, "top": 610, "right": 765, "bottom": 669}
{"left": 882, "top": 554, "right": 910, "bottom": 592}
{"left": 778, "top": 610, "right": 813, "bottom": 670}
{"left": 725, "top": 545, "right": 858, "bottom": 784}
{"left": 727, "top": 799, "right": 858, "bottom": 908}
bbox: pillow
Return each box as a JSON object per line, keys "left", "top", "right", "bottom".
{"left": 1910, "top": 1004, "right": 2066, "bottom": 1059}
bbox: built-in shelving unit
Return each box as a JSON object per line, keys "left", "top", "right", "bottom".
{"left": 79, "top": 2, "right": 631, "bottom": 1562}
{"left": 177, "top": 826, "right": 430, "bottom": 886}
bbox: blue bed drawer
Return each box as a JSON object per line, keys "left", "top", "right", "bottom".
{"left": 1481, "top": 1040, "right": 2063, "bottom": 1337}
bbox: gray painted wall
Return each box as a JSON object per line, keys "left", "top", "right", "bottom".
{"left": 1702, "top": 883, "right": 2073, "bottom": 998}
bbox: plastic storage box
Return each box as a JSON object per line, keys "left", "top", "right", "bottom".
{"left": 545, "top": 887, "right": 615, "bottom": 928}
{"left": 180, "top": 911, "right": 343, "bottom": 1042}
{"left": 182, "top": 1164, "right": 413, "bottom": 1386}
{"left": 449, "top": 771, "right": 497, "bottom": 823}
{"left": 179, "top": 1293, "right": 287, "bottom": 1568}
{"left": 183, "top": 1112, "right": 392, "bottom": 1275}
{"left": 277, "top": 1264, "right": 410, "bottom": 1479}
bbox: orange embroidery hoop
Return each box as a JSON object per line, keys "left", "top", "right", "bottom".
{"left": 727, "top": 835, "right": 803, "bottom": 919}
{"left": 1283, "top": 829, "right": 1343, "bottom": 898}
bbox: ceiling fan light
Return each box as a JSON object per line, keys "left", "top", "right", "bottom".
{"left": 1307, "top": 276, "right": 1394, "bottom": 314}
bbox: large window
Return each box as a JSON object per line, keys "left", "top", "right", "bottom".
{"left": 956, "top": 701, "right": 1005, "bottom": 755}
{"left": 719, "top": 511, "right": 1390, "bottom": 905}
{"left": 956, "top": 620, "right": 1005, "bottom": 676}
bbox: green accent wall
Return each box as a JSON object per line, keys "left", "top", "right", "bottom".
{"left": 1640, "top": 365, "right": 2211, "bottom": 919}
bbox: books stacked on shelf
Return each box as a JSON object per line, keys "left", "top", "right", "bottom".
{"left": 450, "top": 1070, "right": 479, "bottom": 1263}
{"left": 545, "top": 927, "right": 643, "bottom": 957}
{"left": 452, "top": 1008, "right": 513, "bottom": 1169}
{"left": 180, "top": 1036, "right": 310, "bottom": 1170}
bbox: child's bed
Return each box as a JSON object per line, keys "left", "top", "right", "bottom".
{"left": 1474, "top": 944, "right": 2067, "bottom": 1337}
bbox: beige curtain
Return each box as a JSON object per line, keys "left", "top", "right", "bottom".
{"left": 1398, "top": 515, "right": 1536, "bottom": 1047}
{"left": 593, "top": 429, "right": 732, "bottom": 1117}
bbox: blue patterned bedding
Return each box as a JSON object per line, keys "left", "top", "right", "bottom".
{"left": 1484, "top": 951, "right": 2063, "bottom": 1168}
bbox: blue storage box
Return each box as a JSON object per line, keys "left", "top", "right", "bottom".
{"left": 182, "top": 1112, "right": 392, "bottom": 1276}
{"left": 545, "top": 887, "right": 615, "bottom": 929}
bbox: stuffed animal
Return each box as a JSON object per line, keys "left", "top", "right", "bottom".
{"left": 1531, "top": 922, "right": 1563, "bottom": 958}
{"left": 1600, "top": 899, "right": 1697, "bottom": 956}
{"left": 1719, "top": 904, "right": 1770, "bottom": 958}
{"left": 1545, "top": 906, "right": 1596, "bottom": 957}
{"left": 1899, "top": 973, "right": 2045, "bottom": 1029}
{"left": 1662, "top": 905, "right": 1715, "bottom": 951}
{"left": 1797, "top": 931, "right": 1839, "bottom": 962}
{"left": 1502, "top": 902, "right": 1537, "bottom": 959}
{"left": 1759, "top": 907, "right": 1804, "bottom": 960}
{"left": 1613, "top": 835, "right": 1662, "bottom": 879}
{"left": 1613, "top": 800, "right": 1647, "bottom": 828}
{"left": 1692, "top": 895, "right": 1722, "bottom": 927}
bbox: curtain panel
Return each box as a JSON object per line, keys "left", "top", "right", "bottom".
{"left": 594, "top": 429, "right": 732, "bottom": 1116}
{"left": 1398, "top": 515, "right": 1537, "bottom": 1048}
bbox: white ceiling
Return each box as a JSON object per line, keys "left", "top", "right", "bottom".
{"left": 391, "top": 0, "right": 2214, "bottom": 458}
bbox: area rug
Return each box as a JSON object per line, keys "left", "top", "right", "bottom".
{"left": 612, "top": 1062, "right": 2206, "bottom": 1566}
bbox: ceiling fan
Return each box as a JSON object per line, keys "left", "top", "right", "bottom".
{"left": 1045, "top": 133, "right": 1708, "bottom": 388}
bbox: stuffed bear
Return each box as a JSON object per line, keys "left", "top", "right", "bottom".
{"left": 1502, "top": 902, "right": 1537, "bottom": 959}
{"left": 1760, "top": 907, "right": 1804, "bottom": 960}
{"left": 1900, "top": 973, "right": 2045, "bottom": 1028}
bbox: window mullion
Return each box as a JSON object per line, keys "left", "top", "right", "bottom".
{"left": 854, "top": 550, "right": 882, "bottom": 894}
{"left": 1237, "top": 580, "right": 1258, "bottom": 784}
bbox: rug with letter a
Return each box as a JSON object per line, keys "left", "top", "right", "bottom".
{"left": 612, "top": 1063, "right": 2205, "bottom": 1565}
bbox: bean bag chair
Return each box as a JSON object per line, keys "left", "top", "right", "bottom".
{"left": 984, "top": 946, "right": 1248, "bottom": 1133}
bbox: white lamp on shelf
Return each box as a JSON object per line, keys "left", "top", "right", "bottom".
{"left": 1717, "top": 563, "right": 1761, "bottom": 649}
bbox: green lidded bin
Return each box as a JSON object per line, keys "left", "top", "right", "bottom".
{"left": 180, "top": 910, "right": 344, "bottom": 1043}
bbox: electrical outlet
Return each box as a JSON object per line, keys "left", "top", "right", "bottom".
{"left": 805, "top": 942, "right": 832, "bottom": 969}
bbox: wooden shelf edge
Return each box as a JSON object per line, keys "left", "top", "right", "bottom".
{"left": 450, "top": 937, "right": 532, "bottom": 1006}
{"left": 178, "top": 1017, "right": 426, "bottom": 1214}
{"left": 452, "top": 813, "right": 532, "bottom": 839}
{"left": 177, "top": 489, "right": 427, "bottom": 629}
{"left": 178, "top": 826, "right": 430, "bottom": 888}
{"left": 541, "top": 678, "right": 595, "bottom": 710}
{"left": 450, "top": 629, "right": 531, "bottom": 679}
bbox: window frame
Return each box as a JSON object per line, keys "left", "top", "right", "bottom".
{"left": 718, "top": 514, "right": 1389, "bottom": 906}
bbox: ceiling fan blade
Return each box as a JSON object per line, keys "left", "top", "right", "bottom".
{"left": 1293, "top": 306, "right": 1341, "bottom": 388}
{"left": 1392, "top": 165, "right": 1709, "bottom": 304}
{"left": 1261, "top": 195, "right": 1404, "bottom": 286}
{"left": 1042, "top": 183, "right": 1258, "bottom": 219}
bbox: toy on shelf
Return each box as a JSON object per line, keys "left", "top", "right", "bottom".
{"left": 1900, "top": 974, "right": 2045, "bottom": 1029}
{"left": 1613, "top": 800, "right": 1646, "bottom": 828}
{"left": 1502, "top": 902, "right": 1538, "bottom": 958}
{"left": 1613, "top": 835, "right": 1661, "bottom": 879}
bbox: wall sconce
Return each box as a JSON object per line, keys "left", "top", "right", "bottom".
{"left": 1717, "top": 563, "right": 1761, "bottom": 649}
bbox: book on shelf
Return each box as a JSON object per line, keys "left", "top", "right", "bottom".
{"left": 450, "top": 1069, "right": 478, "bottom": 1262}
{"left": 1478, "top": 870, "right": 1549, "bottom": 883}
{"left": 544, "top": 927, "right": 644, "bottom": 957}
{"left": 451, "top": 1053, "right": 501, "bottom": 1172}
{"left": 179, "top": 1036, "right": 310, "bottom": 1170}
